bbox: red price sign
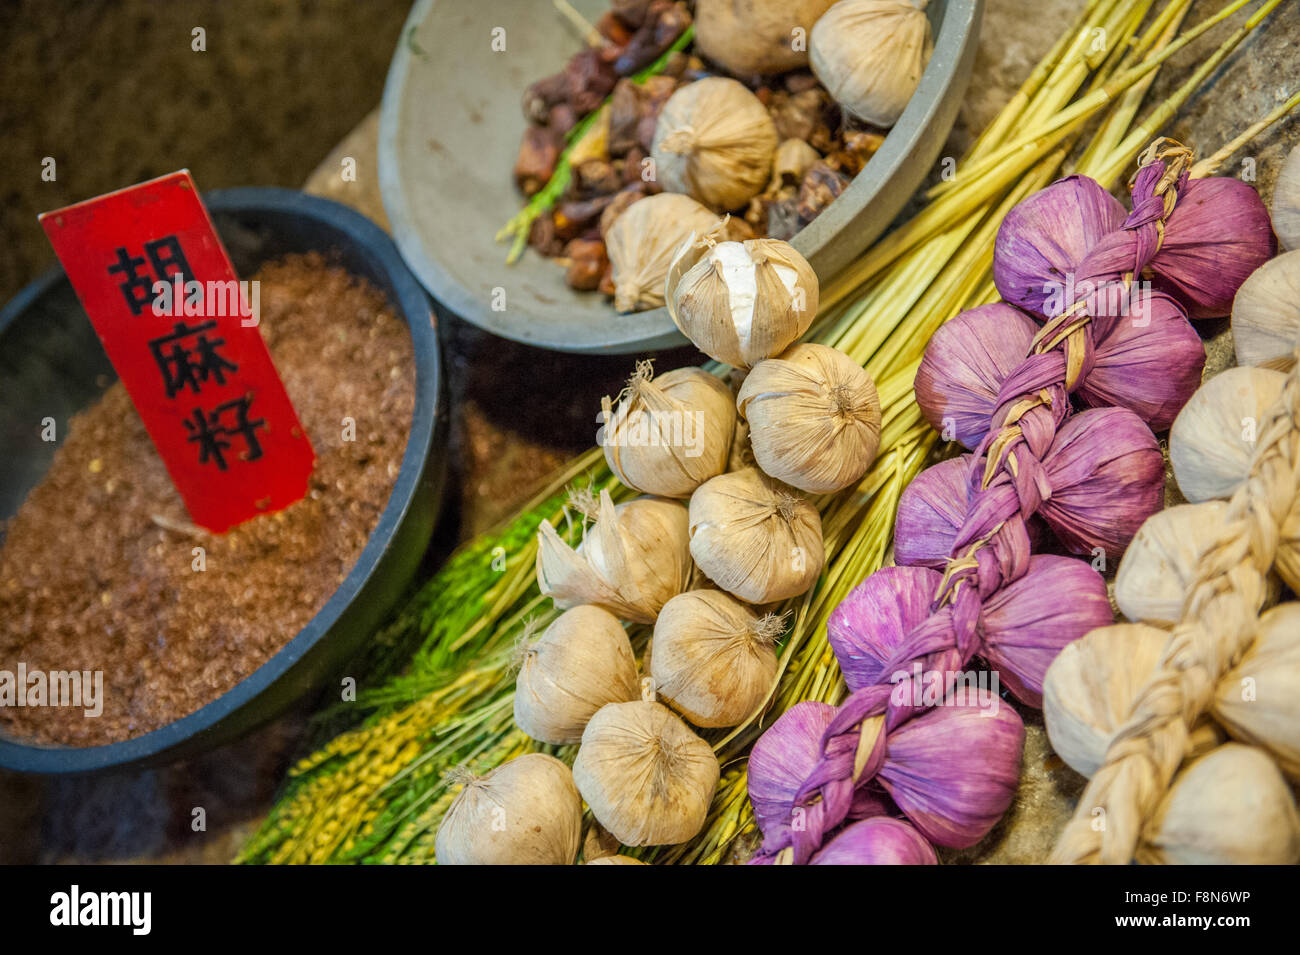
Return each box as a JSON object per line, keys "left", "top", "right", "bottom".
{"left": 40, "top": 170, "right": 314, "bottom": 533}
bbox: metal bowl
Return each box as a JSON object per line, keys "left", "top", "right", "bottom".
{"left": 379, "top": 0, "right": 982, "bottom": 353}
{"left": 0, "top": 189, "right": 446, "bottom": 773}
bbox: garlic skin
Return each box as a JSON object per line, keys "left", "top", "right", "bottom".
{"left": 1169, "top": 366, "right": 1287, "bottom": 502}
{"left": 737, "top": 343, "right": 882, "bottom": 493}
{"left": 572, "top": 700, "right": 720, "bottom": 846}
{"left": 1230, "top": 249, "right": 1300, "bottom": 370}
{"left": 606, "top": 193, "right": 720, "bottom": 313}
{"left": 1138, "top": 743, "right": 1300, "bottom": 865}
{"left": 651, "top": 77, "right": 779, "bottom": 211}
{"left": 651, "top": 589, "right": 781, "bottom": 728}
{"left": 688, "top": 468, "right": 825, "bottom": 603}
{"left": 1215, "top": 602, "right": 1300, "bottom": 780}
{"left": 1113, "top": 501, "right": 1281, "bottom": 626}
{"left": 666, "top": 237, "right": 819, "bottom": 369}
{"left": 694, "top": 0, "right": 839, "bottom": 75}
{"left": 810, "top": 0, "right": 933, "bottom": 128}
{"left": 514, "top": 605, "right": 640, "bottom": 745}
{"left": 601, "top": 363, "right": 736, "bottom": 499}
{"left": 536, "top": 490, "right": 693, "bottom": 624}
{"left": 1280, "top": 505, "right": 1300, "bottom": 594}
{"left": 728, "top": 414, "right": 755, "bottom": 472}
{"left": 1043, "top": 623, "right": 1167, "bottom": 778}
{"left": 435, "top": 753, "right": 583, "bottom": 865}
{"left": 1272, "top": 143, "right": 1300, "bottom": 251}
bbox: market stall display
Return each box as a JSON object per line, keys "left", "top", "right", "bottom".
{"left": 240, "top": 0, "right": 1298, "bottom": 865}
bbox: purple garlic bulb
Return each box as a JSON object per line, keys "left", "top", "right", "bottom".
{"left": 895, "top": 457, "right": 977, "bottom": 569}
{"left": 977, "top": 554, "right": 1112, "bottom": 707}
{"left": 877, "top": 698, "right": 1025, "bottom": 848}
{"left": 1076, "top": 289, "right": 1204, "bottom": 431}
{"left": 915, "top": 304, "right": 1041, "bottom": 449}
{"left": 748, "top": 700, "right": 891, "bottom": 847}
{"left": 1038, "top": 406, "right": 1164, "bottom": 558}
{"left": 808, "top": 816, "right": 938, "bottom": 865}
{"left": 828, "top": 565, "right": 942, "bottom": 690}
{"left": 1150, "top": 176, "right": 1277, "bottom": 319}
{"left": 993, "top": 175, "right": 1128, "bottom": 316}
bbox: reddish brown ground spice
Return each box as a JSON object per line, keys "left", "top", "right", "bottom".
{"left": 0, "top": 253, "right": 415, "bottom": 746}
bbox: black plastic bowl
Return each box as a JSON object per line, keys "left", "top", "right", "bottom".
{"left": 0, "top": 188, "right": 445, "bottom": 773}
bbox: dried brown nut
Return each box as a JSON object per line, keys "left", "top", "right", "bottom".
{"left": 596, "top": 10, "right": 634, "bottom": 45}
{"left": 555, "top": 196, "right": 616, "bottom": 239}
{"left": 528, "top": 212, "right": 565, "bottom": 257}
{"left": 615, "top": 0, "right": 689, "bottom": 76}
{"left": 769, "top": 87, "right": 829, "bottom": 142}
{"left": 577, "top": 159, "right": 622, "bottom": 196}
{"left": 796, "top": 160, "right": 850, "bottom": 221}
{"left": 563, "top": 238, "right": 609, "bottom": 291}
{"left": 515, "top": 125, "right": 562, "bottom": 197}
{"left": 523, "top": 72, "right": 568, "bottom": 124}
{"left": 809, "top": 123, "right": 836, "bottom": 155}
{"left": 565, "top": 48, "right": 618, "bottom": 115}
{"left": 837, "top": 129, "right": 885, "bottom": 175}
{"left": 599, "top": 260, "right": 616, "bottom": 296}
{"left": 608, "top": 79, "right": 642, "bottom": 157}
{"left": 548, "top": 102, "right": 578, "bottom": 139}
{"left": 612, "top": 0, "right": 656, "bottom": 28}
{"left": 662, "top": 50, "right": 690, "bottom": 77}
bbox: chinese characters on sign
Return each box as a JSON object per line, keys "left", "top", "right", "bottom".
{"left": 40, "top": 171, "right": 314, "bottom": 532}
{"left": 108, "top": 236, "right": 195, "bottom": 315}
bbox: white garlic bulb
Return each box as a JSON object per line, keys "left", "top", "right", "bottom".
{"left": 1231, "top": 249, "right": 1300, "bottom": 370}
{"left": 536, "top": 490, "right": 693, "bottom": 624}
{"left": 694, "top": 0, "right": 839, "bottom": 75}
{"left": 1043, "top": 623, "right": 1168, "bottom": 779}
{"left": 514, "top": 605, "right": 640, "bottom": 744}
{"left": 1214, "top": 602, "right": 1300, "bottom": 780}
{"left": 666, "top": 237, "right": 819, "bottom": 369}
{"left": 606, "top": 193, "right": 721, "bottom": 313}
{"left": 651, "top": 77, "right": 779, "bottom": 211}
{"left": 651, "top": 589, "right": 782, "bottom": 728}
{"left": 1137, "top": 743, "right": 1300, "bottom": 865}
{"left": 1113, "top": 501, "right": 1280, "bottom": 626}
{"left": 601, "top": 362, "right": 736, "bottom": 499}
{"left": 688, "top": 467, "right": 825, "bottom": 604}
{"left": 435, "top": 753, "right": 583, "bottom": 865}
{"left": 1169, "top": 365, "right": 1286, "bottom": 502}
{"left": 572, "top": 700, "right": 720, "bottom": 846}
{"left": 1044, "top": 622, "right": 1225, "bottom": 778}
{"left": 1272, "top": 142, "right": 1300, "bottom": 251}
{"left": 810, "top": 0, "right": 933, "bottom": 128}
{"left": 737, "top": 343, "right": 882, "bottom": 493}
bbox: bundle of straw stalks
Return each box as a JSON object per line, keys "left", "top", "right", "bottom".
{"left": 240, "top": 0, "right": 1294, "bottom": 865}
